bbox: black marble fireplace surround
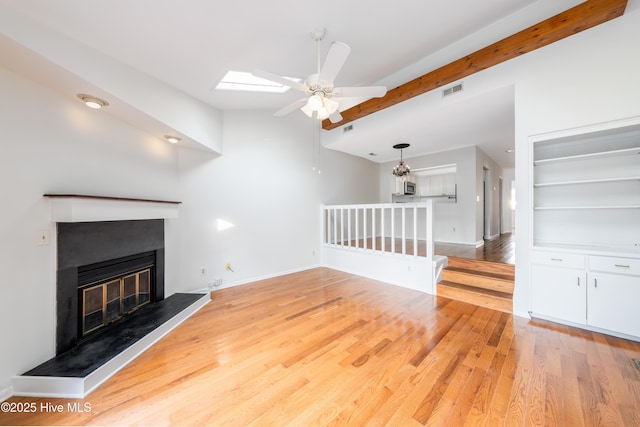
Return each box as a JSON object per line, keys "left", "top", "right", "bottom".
{"left": 56, "top": 220, "right": 165, "bottom": 355}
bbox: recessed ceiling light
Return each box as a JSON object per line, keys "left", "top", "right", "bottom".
{"left": 164, "top": 135, "right": 181, "bottom": 144}
{"left": 77, "top": 94, "right": 109, "bottom": 109}
{"left": 215, "top": 71, "right": 300, "bottom": 93}
{"left": 505, "top": 148, "right": 515, "bottom": 153}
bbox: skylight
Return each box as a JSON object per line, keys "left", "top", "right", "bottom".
{"left": 215, "top": 71, "right": 299, "bottom": 93}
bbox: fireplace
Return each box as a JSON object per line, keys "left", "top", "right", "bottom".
{"left": 56, "top": 220, "right": 165, "bottom": 355}
{"left": 78, "top": 251, "right": 156, "bottom": 337}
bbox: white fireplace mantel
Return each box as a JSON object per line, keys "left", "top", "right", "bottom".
{"left": 44, "top": 194, "right": 180, "bottom": 222}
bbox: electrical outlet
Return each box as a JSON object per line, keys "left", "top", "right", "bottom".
{"left": 200, "top": 268, "right": 206, "bottom": 276}
{"left": 207, "top": 282, "right": 215, "bottom": 290}
{"left": 214, "top": 278, "right": 223, "bottom": 287}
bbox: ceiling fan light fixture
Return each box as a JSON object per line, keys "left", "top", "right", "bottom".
{"left": 307, "top": 93, "right": 324, "bottom": 111}
{"left": 255, "top": 27, "right": 386, "bottom": 122}
{"left": 324, "top": 97, "right": 339, "bottom": 114}
{"left": 300, "top": 103, "right": 314, "bottom": 118}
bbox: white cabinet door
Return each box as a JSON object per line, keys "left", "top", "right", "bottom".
{"left": 532, "top": 265, "right": 586, "bottom": 324}
{"left": 588, "top": 273, "right": 640, "bottom": 338}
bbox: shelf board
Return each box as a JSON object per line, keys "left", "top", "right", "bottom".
{"left": 535, "top": 205, "right": 640, "bottom": 210}
{"left": 534, "top": 146, "right": 640, "bottom": 165}
{"left": 533, "top": 241, "right": 640, "bottom": 255}
{"left": 534, "top": 176, "right": 640, "bottom": 187}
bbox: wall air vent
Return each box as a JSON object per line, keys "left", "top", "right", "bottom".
{"left": 343, "top": 124, "right": 354, "bottom": 133}
{"left": 442, "top": 83, "right": 464, "bottom": 98}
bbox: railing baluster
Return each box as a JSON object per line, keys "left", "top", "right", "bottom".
{"left": 340, "top": 208, "right": 344, "bottom": 247}
{"left": 426, "top": 200, "right": 434, "bottom": 259}
{"left": 372, "top": 207, "right": 376, "bottom": 251}
{"left": 333, "top": 208, "right": 338, "bottom": 245}
{"left": 413, "top": 205, "right": 418, "bottom": 257}
{"left": 355, "top": 207, "right": 359, "bottom": 249}
{"left": 391, "top": 206, "right": 395, "bottom": 254}
{"left": 347, "top": 208, "right": 352, "bottom": 248}
{"left": 401, "top": 205, "right": 406, "bottom": 255}
{"left": 381, "top": 207, "right": 386, "bottom": 253}
{"left": 363, "top": 207, "right": 368, "bottom": 250}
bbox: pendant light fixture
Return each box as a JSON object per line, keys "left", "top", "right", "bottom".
{"left": 392, "top": 143, "right": 411, "bottom": 177}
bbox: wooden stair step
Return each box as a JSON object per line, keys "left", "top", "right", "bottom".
{"left": 437, "top": 280, "right": 512, "bottom": 314}
{"left": 441, "top": 268, "right": 514, "bottom": 294}
{"left": 446, "top": 256, "right": 514, "bottom": 276}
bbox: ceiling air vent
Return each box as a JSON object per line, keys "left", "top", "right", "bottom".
{"left": 442, "top": 83, "right": 463, "bottom": 98}
{"left": 343, "top": 124, "right": 354, "bottom": 133}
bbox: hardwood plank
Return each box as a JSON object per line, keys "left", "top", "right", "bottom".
{"left": 437, "top": 282, "right": 512, "bottom": 314}
{"left": 445, "top": 255, "right": 515, "bottom": 275}
{"left": 2, "top": 268, "right": 640, "bottom": 426}
{"left": 441, "top": 269, "right": 514, "bottom": 294}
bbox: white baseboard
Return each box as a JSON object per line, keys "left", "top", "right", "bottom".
{"left": 512, "top": 309, "right": 530, "bottom": 319}
{"left": 0, "top": 385, "right": 13, "bottom": 403}
{"left": 205, "top": 264, "right": 321, "bottom": 292}
{"left": 434, "top": 239, "right": 484, "bottom": 247}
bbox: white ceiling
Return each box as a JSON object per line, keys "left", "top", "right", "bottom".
{"left": 0, "top": 0, "right": 583, "bottom": 168}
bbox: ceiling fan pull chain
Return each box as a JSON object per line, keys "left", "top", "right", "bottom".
{"left": 316, "top": 36, "right": 321, "bottom": 76}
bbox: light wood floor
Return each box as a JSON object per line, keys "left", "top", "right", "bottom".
{"left": 436, "top": 233, "right": 515, "bottom": 265}
{"left": 2, "top": 268, "right": 639, "bottom": 426}
{"left": 343, "top": 233, "right": 515, "bottom": 264}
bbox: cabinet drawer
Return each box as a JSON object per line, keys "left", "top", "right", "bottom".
{"left": 588, "top": 256, "right": 640, "bottom": 276}
{"left": 530, "top": 251, "right": 585, "bottom": 269}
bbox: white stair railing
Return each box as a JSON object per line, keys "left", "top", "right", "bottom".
{"left": 322, "top": 201, "right": 434, "bottom": 260}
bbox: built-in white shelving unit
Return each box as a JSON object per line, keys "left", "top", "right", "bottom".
{"left": 531, "top": 119, "right": 640, "bottom": 252}
{"left": 529, "top": 117, "right": 640, "bottom": 341}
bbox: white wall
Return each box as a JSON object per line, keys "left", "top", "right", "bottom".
{"left": 501, "top": 168, "right": 515, "bottom": 234}
{"left": 512, "top": 2, "right": 640, "bottom": 317}
{"left": 476, "top": 147, "right": 504, "bottom": 241}
{"left": 0, "top": 68, "right": 181, "bottom": 395}
{"left": 177, "top": 110, "right": 380, "bottom": 290}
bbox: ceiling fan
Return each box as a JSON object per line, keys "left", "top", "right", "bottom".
{"left": 252, "top": 27, "right": 387, "bottom": 124}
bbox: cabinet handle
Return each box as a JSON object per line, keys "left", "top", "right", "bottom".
{"left": 577, "top": 277, "right": 580, "bottom": 286}
{"left": 594, "top": 278, "right": 598, "bottom": 288}
{"left": 551, "top": 258, "right": 563, "bottom": 262}
{"left": 614, "top": 264, "right": 630, "bottom": 268}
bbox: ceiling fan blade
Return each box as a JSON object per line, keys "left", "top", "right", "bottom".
{"left": 328, "top": 110, "right": 343, "bottom": 124}
{"left": 333, "top": 86, "right": 387, "bottom": 98}
{"left": 274, "top": 98, "right": 308, "bottom": 116}
{"left": 252, "top": 69, "right": 307, "bottom": 92}
{"left": 318, "top": 42, "right": 351, "bottom": 83}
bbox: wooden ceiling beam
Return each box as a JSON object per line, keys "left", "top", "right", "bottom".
{"left": 322, "top": 0, "right": 628, "bottom": 130}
